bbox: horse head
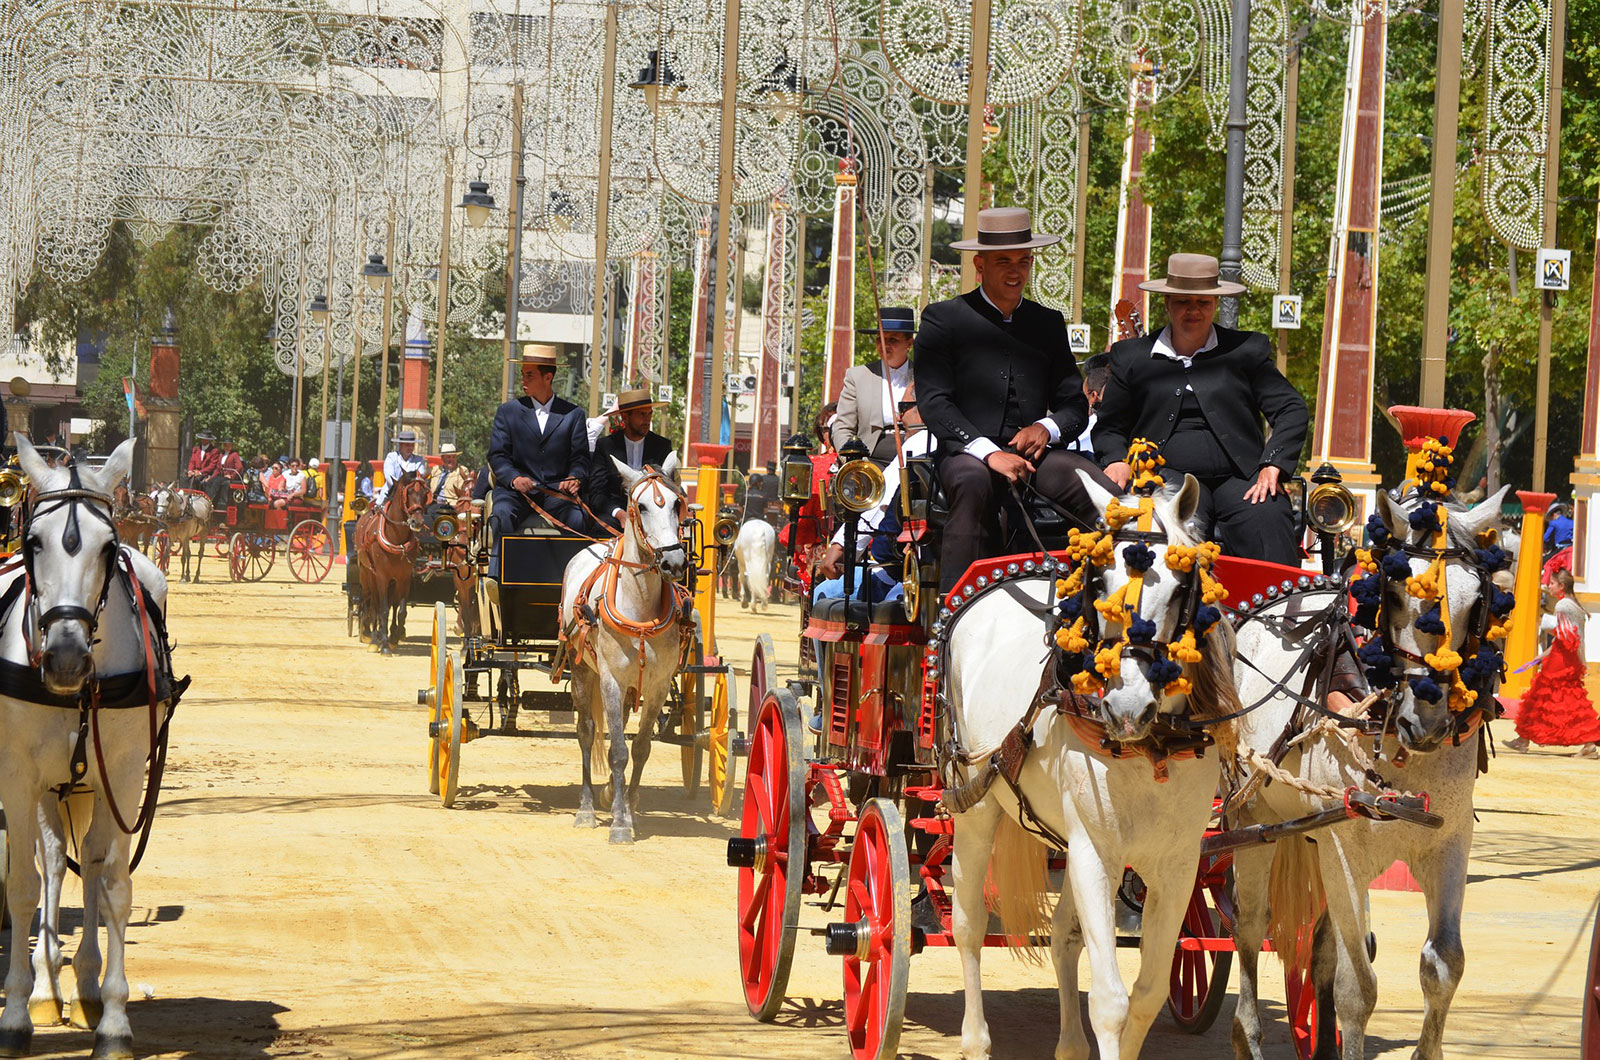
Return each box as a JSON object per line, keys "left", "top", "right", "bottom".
{"left": 614, "top": 452, "right": 687, "bottom": 580}
{"left": 386, "top": 471, "right": 431, "bottom": 534}
{"left": 16, "top": 435, "right": 136, "bottom": 694}
{"left": 1364, "top": 484, "right": 1512, "bottom": 753}
{"left": 1066, "top": 469, "right": 1237, "bottom": 743}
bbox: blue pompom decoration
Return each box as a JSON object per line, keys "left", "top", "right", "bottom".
{"left": 1415, "top": 602, "right": 1446, "bottom": 636}
{"left": 1490, "top": 587, "right": 1515, "bottom": 617}
{"left": 1409, "top": 502, "right": 1442, "bottom": 534}
{"left": 1381, "top": 552, "right": 1413, "bottom": 581}
{"left": 1366, "top": 513, "right": 1392, "bottom": 547}
{"left": 1459, "top": 646, "right": 1503, "bottom": 687}
{"left": 1123, "top": 542, "right": 1156, "bottom": 573}
{"left": 1410, "top": 673, "right": 1444, "bottom": 704}
{"left": 1127, "top": 615, "right": 1157, "bottom": 644}
{"left": 1059, "top": 593, "right": 1083, "bottom": 619}
{"left": 1057, "top": 650, "right": 1085, "bottom": 677}
{"left": 1194, "top": 604, "right": 1222, "bottom": 634}
{"left": 1358, "top": 639, "right": 1398, "bottom": 688}
{"left": 1475, "top": 546, "right": 1510, "bottom": 572}
{"left": 1147, "top": 657, "right": 1184, "bottom": 686}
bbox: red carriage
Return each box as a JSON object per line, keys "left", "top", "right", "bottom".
{"left": 159, "top": 482, "right": 334, "bottom": 583}
{"left": 727, "top": 438, "right": 1428, "bottom": 1059}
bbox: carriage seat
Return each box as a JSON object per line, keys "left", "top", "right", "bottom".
{"left": 811, "top": 595, "right": 909, "bottom": 627}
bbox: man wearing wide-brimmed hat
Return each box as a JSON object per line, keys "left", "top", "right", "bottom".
{"left": 832, "top": 306, "right": 917, "bottom": 462}
{"left": 375, "top": 427, "right": 427, "bottom": 505}
{"left": 185, "top": 430, "right": 221, "bottom": 489}
{"left": 1094, "top": 252, "right": 1308, "bottom": 565}
{"left": 487, "top": 344, "right": 591, "bottom": 567}
{"left": 588, "top": 386, "right": 676, "bottom": 530}
{"left": 916, "top": 206, "right": 1113, "bottom": 591}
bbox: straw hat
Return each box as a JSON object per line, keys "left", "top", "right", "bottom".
{"left": 949, "top": 207, "right": 1062, "bottom": 252}
{"left": 520, "top": 343, "right": 560, "bottom": 368}
{"left": 614, "top": 387, "right": 667, "bottom": 413}
{"left": 1138, "top": 253, "right": 1246, "bottom": 297}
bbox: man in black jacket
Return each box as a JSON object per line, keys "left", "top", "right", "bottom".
{"left": 487, "top": 344, "right": 590, "bottom": 575}
{"left": 588, "top": 387, "right": 675, "bottom": 529}
{"left": 1094, "top": 253, "right": 1309, "bottom": 565}
{"left": 916, "top": 207, "right": 1113, "bottom": 591}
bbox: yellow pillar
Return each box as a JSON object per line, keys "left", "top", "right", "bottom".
{"left": 1502, "top": 489, "right": 1556, "bottom": 699}
{"left": 689, "top": 442, "right": 732, "bottom": 659}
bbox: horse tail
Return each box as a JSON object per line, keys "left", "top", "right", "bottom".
{"left": 1267, "top": 836, "right": 1325, "bottom": 976}
{"left": 984, "top": 814, "right": 1052, "bottom": 962}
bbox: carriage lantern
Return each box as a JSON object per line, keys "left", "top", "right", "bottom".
{"left": 0, "top": 468, "right": 26, "bottom": 507}
{"left": 832, "top": 440, "right": 885, "bottom": 516}
{"left": 780, "top": 435, "right": 813, "bottom": 505}
{"left": 431, "top": 511, "right": 460, "bottom": 541}
{"left": 1306, "top": 463, "right": 1357, "bottom": 537}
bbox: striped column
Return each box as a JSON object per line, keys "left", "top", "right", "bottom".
{"left": 682, "top": 227, "right": 713, "bottom": 451}
{"left": 824, "top": 161, "right": 858, "bottom": 403}
{"left": 754, "top": 201, "right": 789, "bottom": 472}
{"left": 1108, "top": 67, "right": 1155, "bottom": 339}
{"left": 1310, "top": 4, "right": 1387, "bottom": 514}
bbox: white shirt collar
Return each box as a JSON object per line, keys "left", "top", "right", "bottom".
{"left": 528, "top": 393, "right": 555, "bottom": 413}
{"left": 978, "top": 287, "right": 1018, "bottom": 323}
{"left": 1151, "top": 325, "right": 1218, "bottom": 365}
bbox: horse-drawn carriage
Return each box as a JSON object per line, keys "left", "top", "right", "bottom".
{"left": 726, "top": 434, "right": 1511, "bottom": 1060}
{"left": 420, "top": 445, "right": 740, "bottom": 822}
{"left": 213, "top": 483, "right": 334, "bottom": 583}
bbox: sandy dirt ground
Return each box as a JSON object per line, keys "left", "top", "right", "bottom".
{"left": 4, "top": 561, "right": 1597, "bottom": 1060}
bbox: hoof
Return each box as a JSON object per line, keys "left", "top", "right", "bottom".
{"left": 574, "top": 810, "right": 596, "bottom": 828}
{"left": 608, "top": 826, "right": 635, "bottom": 845}
{"left": 68, "top": 997, "right": 101, "bottom": 1030}
{"left": 27, "top": 999, "right": 60, "bottom": 1027}
{"left": 381, "top": 647, "right": 392, "bottom": 657}
{"left": 91, "top": 1032, "right": 133, "bottom": 1060}
{"left": 0, "top": 1026, "right": 31, "bottom": 1058}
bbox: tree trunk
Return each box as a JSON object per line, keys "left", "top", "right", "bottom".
{"left": 1483, "top": 344, "right": 1502, "bottom": 493}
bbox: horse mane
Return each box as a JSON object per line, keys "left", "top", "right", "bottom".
{"left": 1189, "top": 618, "right": 1242, "bottom": 757}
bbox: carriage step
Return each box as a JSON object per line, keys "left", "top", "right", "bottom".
{"left": 681, "top": 664, "right": 730, "bottom": 675}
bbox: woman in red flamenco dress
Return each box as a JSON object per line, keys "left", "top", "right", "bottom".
{"left": 1506, "top": 570, "right": 1600, "bottom": 758}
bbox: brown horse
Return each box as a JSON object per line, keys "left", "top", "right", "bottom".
{"left": 354, "top": 470, "right": 429, "bottom": 655}
{"left": 112, "top": 482, "right": 156, "bottom": 553}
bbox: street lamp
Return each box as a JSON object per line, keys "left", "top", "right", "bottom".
{"left": 629, "top": 50, "right": 683, "bottom": 116}
{"left": 458, "top": 180, "right": 497, "bottom": 228}
{"left": 308, "top": 291, "right": 331, "bottom": 322}
{"left": 361, "top": 252, "right": 390, "bottom": 293}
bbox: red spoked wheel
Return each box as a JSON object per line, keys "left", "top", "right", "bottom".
{"left": 1286, "top": 963, "right": 1339, "bottom": 1060}
{"left": 1167, "top": 857, "right": 1235, "bottom": 1032}
{"left": 229, "top": 532, "right": 276, "bottom": 582}
{"left": 839, "top": 798, "right": 912, "bottom": 1060}
{"left": 211, "top": 530, "right": 229, "bottom": 558}
{"left": 1580, "top": 903, "right": 1599, "bottom": 1060}
{"left": 733, "top": 689, "right": 808, "bottom": 1021}
{"left": 151, "top": 530, "right": 172, "bottom": 575}
{"left": 287, "top": 519, "right": 334, "bottom": 583}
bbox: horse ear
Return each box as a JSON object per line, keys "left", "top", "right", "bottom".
{"left": 1449, "top": 483, "right": 1512, "bottom": 546}
{"left": 660, "top": 451, "right": 681, "bottom": 483}
{"left": 94, "top": 438, "right": 136, "bottom": 495}
{"left": 1375, "top": 489, "right": 1409, "bottom": 542}
{"left": 14, "top": 434, "right": 50, "bottom": 485}
{"left": 1075, "top": 468, "right": 1115, "bottom": 519}
{"left": 1169, "top": 473, "right": 1202, "bottom": 529}
{"left": 612, "top": 455, "right": 644, "bottom": 494}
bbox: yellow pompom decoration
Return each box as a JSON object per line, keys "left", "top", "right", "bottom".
{"left": 1095, "top": 583, "right": 1133, "bottom": 626}
{"left": 1425, "top": 647, "right": 1463, "bottom": 673}
{"left": 1104, "top": 498, "right": 1138, "bottom": 531}
{"left": 1354, "top": 548, "right": 1379, "bottom": 574}
{"left": 1170, "top": 628, "right": 1204, "bottom": 665}
{"left": 1486, "top": 615, "right": 1511, "bottom": 642}
{"left": 1055, "top": 617, "right": 1090, "bottom": 653}
{"left": 1164, "top": 677, "right": 1194, "bottom": 697}
{"left": 1200, "top": 572, "right": 1228, "bottom": 605}
{"left": 1071, "top": 670, "right": 1104, "bottom": 695}
{"left": 1094, "top": 645, "right": 1123, "bottom": 679}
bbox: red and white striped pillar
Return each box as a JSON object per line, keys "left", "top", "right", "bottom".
{"left": 1108, "top": 67, "right": 1155, "bottom": 338}
{"left": 682, "top": 227, "right": 713, "bottom": 451}
{"left": 1309, "top": 4, "right": 1387, "bottom": 515}
{"left": 753, "top": 200, "right": 789, "bottom": 472}
{"left": 623, "top": 249, "right": 660, "bottom": 383}
{"left": 824, "top": 160, "right": 858, "bottom": 403}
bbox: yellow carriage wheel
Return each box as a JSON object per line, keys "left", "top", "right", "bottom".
{"left": 680, "top": 633, "right": 705, "bottom": 795}
{"left": 426, "top": 603, "right": 447, "bottom": 795}
{"left": 707, "top": 669, "right": 738, "bottom": 817}
{"left": 436, "top": 652, "right": 464, "bottom": 808}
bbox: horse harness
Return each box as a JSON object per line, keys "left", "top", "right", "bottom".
{"left": 0, "top": 467, "right": 188, "bottom": 872}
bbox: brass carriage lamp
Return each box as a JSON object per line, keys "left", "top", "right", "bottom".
{"left": 361, "top": 253, "right": 391, "bottom": 293}
{"left": 780, "top": 434, "right": 813, "bottom": 505}
{"left": 458, "top": 181, "right": 497, "bottom": 229}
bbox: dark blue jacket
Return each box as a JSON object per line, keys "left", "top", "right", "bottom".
{"left": 488, "top": 395, "right": 590, "bottom": 492}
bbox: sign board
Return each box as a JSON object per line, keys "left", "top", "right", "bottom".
{"left": 601, "top": 391, "right": 617, "bottom": 412}
{"left": 656, "top": 384, "right": 674, "bottom": 404}
{"left": 1536, "top": 248, "right": 1571, "bottom": 291}
{"left": 321, "top": 420, "right": 354, "bottom": 460}
{"left": 1067, "top": 324, "right": 1092, "bottom": 355}
{"left": 1274, "top": 294, "right": 1303, "bottom": 330}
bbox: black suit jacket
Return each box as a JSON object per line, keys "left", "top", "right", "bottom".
{"left": 1094, "top": 327, "right": 1308, "bottom": 477}
{"left": 488, "top": 395, "right": 590, "bottom": 493}
{"left": 914, "top": 290, "right": 1090, "bottom": 455}
{"left": 588, "top": 430, "right": 674, "bottom": 523}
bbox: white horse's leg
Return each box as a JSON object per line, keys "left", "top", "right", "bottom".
{"left": 1066, "top": 842, "right": 1131, "bottom": 1060}
{"left": 1408, "top": 836, "right": 1469, "bottom": 1060}
{"left": 626, "top": 682, "right": 658, "bottom": 815}
{"left": 1228, "top": 843, "right": 1275, "bottom": 1060}
{"left": 69, "top": 802, "right": 108, "bottom": 1032}
{"left": 0, "top": 783, "right": 42, "bottom": 1056}
{"left": 87, "top": 819, "right": 133, "bottom": 1060}
{"left": 27, "top": 801, "right": 66, "bottom": 1027}
{"left": 1050, "top": 860, "right": 1088, "bottom": 1060}
{"left": 950, "top": 800, "right": 1002, "bottom": 1060}
{"left": 1121, "top": 856, "right": 1197, "bottom": 1058}
{"left": 573, "top": 668, "right": 600, "bottom": 828}
{"left": 601, "top": 670, "right": 633, "bottom": 843}
{"left": 1317, "top": 843, "right": 1376, "bottom": 1060}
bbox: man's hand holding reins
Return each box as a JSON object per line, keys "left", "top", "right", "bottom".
{"left": 1010, "top": 422, "right": 1052, "bottom": 460}
{"left": 984, "top": 451, "right": 1035, "bottom": 483}
{"left": 1104, "top": 461, "right": 1132, "bottom": 490}
{"left": 558, "top": 477, "right": 581, "bottom": 497}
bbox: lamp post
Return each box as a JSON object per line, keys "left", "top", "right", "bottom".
{"left": 502, "top": 81, "right": 527, "bottom": 403}
{"left": 1218, "top": 0, "right": 1251, "bottom": 326}
{"left": 427, "top": 173, "right": 496, "bottom": 451}
{"left": 370, "top": 216, "right": 397, "bottom": 460}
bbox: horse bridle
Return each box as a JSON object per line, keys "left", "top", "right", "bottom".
{"left": 623, "top": 470, "right": 688, "bottom": 573}
{"left": 23, "top": 465, "right": 122, "bottom": 644}
{"left": 1070, "top": 523, "right": 1209, "bottom": 692}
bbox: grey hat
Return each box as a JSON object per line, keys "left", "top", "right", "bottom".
{"left": 949, "top": 207, "right": 1062, "bottom": 252}
{"left": 1138, "top": 253, "right": 1246, "bottom": 297}
{"left": 396, "top": 429, "right": 418, "bottom": 444}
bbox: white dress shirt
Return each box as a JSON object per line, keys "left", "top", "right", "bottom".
{"left": 964, "top": 288, "right": 1064, "bottom": 462}
{"left": 879, "top": 359, "right": 913, "bottom": 424}
{"left": 1150, "top": 325, "right": 1219, "bottom": 387}
{"left": 376, "top": 449, "right": 428, "bottom": 502}
{"left": 527, "top": 393, "right": 555, "bottom": 433}
{"left": 623, "top": 434, "right": 646, "bottom": 469}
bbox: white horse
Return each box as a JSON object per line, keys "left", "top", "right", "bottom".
{"left": 1228, "top": 485, "right": 1511, "bottom": 1060}
{"left": 943, "top": 473, "right": 1241, "bottom": 1060}
{"left": 0, "top": 436, "right": 178, "bottom": 1060}
{"left": 560, "top": 454, "right": 687, "bottom": 843}
{"left": 150, "top": 483, "right": 212, "bottom": 583}
{"left": 733, "top": 519, "right": 776, "bottom": 613}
